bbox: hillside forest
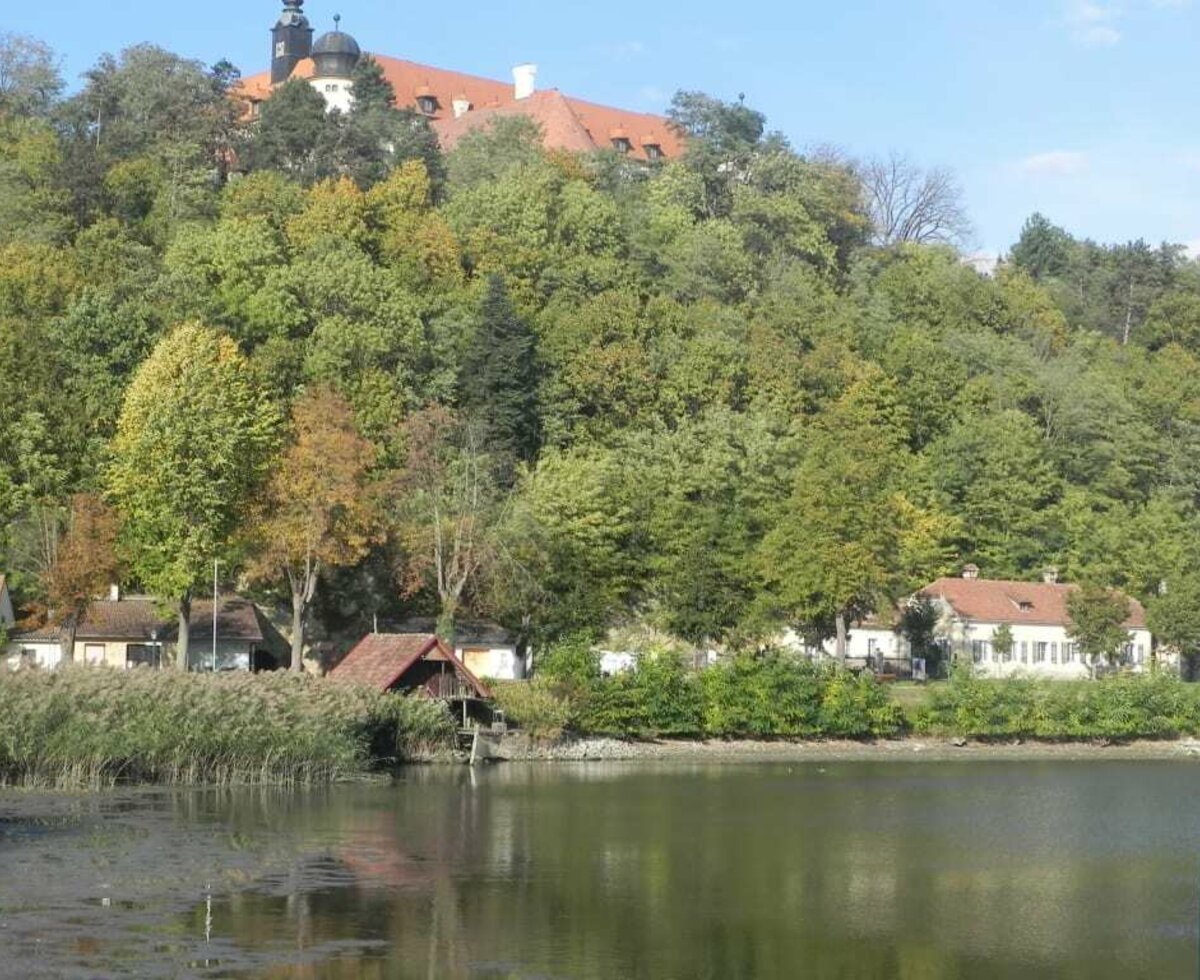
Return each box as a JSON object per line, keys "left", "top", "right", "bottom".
{"left": 4, "top": 35, "right": 1200, "bottom": 668}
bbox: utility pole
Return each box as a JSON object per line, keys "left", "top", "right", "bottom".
{"left": 212, "top": 559, "right": 219, "bottom": 673}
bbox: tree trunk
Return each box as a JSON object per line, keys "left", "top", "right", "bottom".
{"left": 60, "top": 619, "right": 78, "bottom": 666}
{"left": 177, "top": 596, "right": 191, "bottom": 672}
{"left": 834, "top": 611, "right": 848, "bottom": 663}
{"left": 290, "top": 590, "right": 305, "bottom": 673}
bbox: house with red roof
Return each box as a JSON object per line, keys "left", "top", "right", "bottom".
{"left": 918, "top": 565, "right": 1159, "bottom": 679}
{"left": 329, "top": 633, "right": 492, "bottom": 724}
{"left": 238, "top": 1, "right": 683, "bottom": 163}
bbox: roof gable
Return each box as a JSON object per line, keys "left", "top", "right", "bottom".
{"left": 329, "top": 633, "right": 491, "bottom": 697}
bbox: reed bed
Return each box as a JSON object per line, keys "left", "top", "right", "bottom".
{"left": 0, "top": 667, "right": 454, "bottom": 788}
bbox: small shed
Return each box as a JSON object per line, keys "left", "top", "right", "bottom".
{"left": 329, "top": 633, "right": 492, "bottom": 725}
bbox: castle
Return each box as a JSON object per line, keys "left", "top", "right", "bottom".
{"left": 238, "top": 0, "right": 682, "bottom": 162}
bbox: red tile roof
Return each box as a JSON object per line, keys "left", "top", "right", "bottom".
{"left": 918, "top": 578, "right": 1147, "bottom": 629}
{"left": 237, "top": 54, "right": 683, "bottom": 162}
{"left": 329, "top": 633, "right": 491, "bottom": 697}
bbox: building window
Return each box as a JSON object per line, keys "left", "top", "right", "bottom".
{"left": 126, "top": 644, "right": 161, "bottom": 670}
{"left": 417, "top": 95, "right": 438, "bottom": 115}
{"left": 644, "top": 143, "right": 663, "bottom": 161}
{"left": 84, "top": 644, "right": 105, "bottom": 666}
{"left": 1034, "top": 642, "right": 1048, "bottom": 664}
{"left": 1137, "top": 644, "right": 1145, "bottom": 665}
{"left": 612, "top": 136, "right": 632, "bottom": 153}
{"left": 1063, "top": 642, "right": 1074, "bottom": 663}
{"left": 19, "top": 649, "right": 36, "bottom": 669}
{"left": 971, "top": 640, "right": 990, "bottom": 664}
{"left": 1020, "top": 641, "right": 1028, "bottom": 663}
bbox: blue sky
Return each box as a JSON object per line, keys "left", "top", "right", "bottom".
{"left": 8, "top": 0, "right": 1200, "bottom": 256}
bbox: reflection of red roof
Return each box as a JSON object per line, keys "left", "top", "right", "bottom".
{"left": 329, "top": 633, "right": 491, "bottom": 697}
{"left": 919, "top": 578, "right": 1147, "bottom": 629}
{"left": 237, "top": 54, "right": 682, "bottom": 162}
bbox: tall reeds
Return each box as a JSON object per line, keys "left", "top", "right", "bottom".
{"left": 0, "top": 667, "right": 454, "bottom": 788}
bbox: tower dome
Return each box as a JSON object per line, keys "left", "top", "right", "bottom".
{"left": 311, "top": 17, "right": 361, "bottom": 78}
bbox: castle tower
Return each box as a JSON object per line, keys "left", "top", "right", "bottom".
{"left": 271, "top": 0, "right": 314, "bottom": 84}
{"left": 309, "top": 15, "right": 361, "bottom": 113}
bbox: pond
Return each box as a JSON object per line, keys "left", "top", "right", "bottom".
{"left": 2, "top": 760, "right": 1199, "bottom": 978}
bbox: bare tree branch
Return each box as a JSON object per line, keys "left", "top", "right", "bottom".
{"left": 861, "top": 151, "right": 973, "bottom": 248}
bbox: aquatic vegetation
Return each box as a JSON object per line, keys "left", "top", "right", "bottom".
{"left": 0, "top": 667, "right": 454, "bottom": 788}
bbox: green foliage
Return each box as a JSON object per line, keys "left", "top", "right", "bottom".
{"left": 915, "top": 673, "right": 1200, "bottom": 741}
{"left": 1067, "top": 585, "right": 1132, "bottom": 669}
{"left": 108, "top": 324, "right": 280, "bottom": 623}
{"left": 491, "top": 677, "right": 572, "bottom": 740}
{"left": 0, "top": 667, "right": 453, "bottom": 787}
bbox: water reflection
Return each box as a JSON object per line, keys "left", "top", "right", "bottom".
{"left": 2, "top": 763, "right": 1199, "bottom": 979}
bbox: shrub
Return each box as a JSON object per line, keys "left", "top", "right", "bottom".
{"left": 491, "top": 678, "right": 572, "bottom": 740}
{"left": 914, "top": 673, "right": 1200, "bottom": 741}
{"left": 0, "top": 667, "right": 454, "bottom": 788}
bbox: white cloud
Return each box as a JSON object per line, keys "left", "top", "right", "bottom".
{"left": 1017, "top": 151, "right": 1090, "bottom": 177}
{"left": 1063, "top": 1, "right": 1123, "bottom": 45}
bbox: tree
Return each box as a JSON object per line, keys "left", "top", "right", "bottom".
{"left": 393, "top": 406, "right": 499, "bottom": 639}
{"left": 756, "top": 376, "right": 954, "bottom": 659}
{"left": 1067, "top": 585, "right": 1132, "bottom": 677}
{"left": 458, "top": 275, "right": 540, "bottom": 473}
{"left": 43, "top": 493, "right": 120, "bottom": 663}
{"left": 861, "top": 152, "right": 972, "bottom": 247}
{"left": 246, "top": 387, "right": 381, "bottom": 671}
{"left": 0, "top": 33, "right": 63, "bottom": 118}
{"left": 109, "top": 323, "right": 279, "bottom": 669}
{"left": 244, "top": 78, "right": 331, "bottom": 182}
{"left": 1010, "top": 213, "right": 1072, "bottom": 281}
{"left": 991, "top": 623, "right": 1014, "bottom": 664}
{"left": 1146, "top": 577, "right": 1200, "bottom": 677}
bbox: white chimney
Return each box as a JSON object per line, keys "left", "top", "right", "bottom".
{"left": 109, "top": 583, "right": 120, "bottom": 602}
{"left": 962, "top": 564, "right": 980, "bottom": 581}
{"left": 452, "top": 94, "right": 471, "bottom": 118}
{"left": 513, "top": 63, "right": 537, "bottom": 101}
{"left": 1042, "top": 567, "right": 1059, "bottom": 585}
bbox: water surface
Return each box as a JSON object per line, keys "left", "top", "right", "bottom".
{"left": 2, "top": 761, "right": 1199, "bottom": 978}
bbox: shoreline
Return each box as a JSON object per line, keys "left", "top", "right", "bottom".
{"left": 485, "top": 734, "right": 1200, "bottom": 764}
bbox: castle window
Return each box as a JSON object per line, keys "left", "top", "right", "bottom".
{"left": 417, "top": 95, "right": 438, "bottom": 115}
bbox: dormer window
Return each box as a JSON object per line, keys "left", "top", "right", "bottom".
{"left": 610, "top": 128, "right": 632, "bottom": 154}
{"left": 1018, "top": 601, "right": 1034, "bottom": 612}
{"left": 415, "top": 86, "right": 438, "bottom": 115}
{"left": 644, "top": 142, "right": 663, "bottom": 161}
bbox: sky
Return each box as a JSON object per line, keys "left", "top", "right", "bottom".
{"left": 7, "top": 0, "right": 1200, "bottom": 257}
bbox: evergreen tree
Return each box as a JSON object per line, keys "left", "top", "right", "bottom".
{"left": 458, "top": 275, "right": 541, "bottom": 472}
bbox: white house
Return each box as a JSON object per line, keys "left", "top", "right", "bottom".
{"left": 5, "top": 591, "right": 285, "bottom": 672}
{"left": 919, "top": 566, "right": 1159, "bottom": 679}
{"left": 393, "top": 618, "right": 526, "bottom": 681}
{"left": 781, "top": 611, "right": 912, "bottom": 676}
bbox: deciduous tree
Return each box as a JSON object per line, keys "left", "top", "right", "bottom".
{"left": 109, "top": 323, "right": 279, "bottom": 669}
{"left": 246, "top": 387, "right": 381, "bottom": 670}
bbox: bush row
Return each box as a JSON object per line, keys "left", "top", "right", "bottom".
{"left": 912, "top": 672, "right": 1200, "bottom": 740}
{"left": 494, "top": 652, "right": 905, "bottom": 740}
{"left": 0, "top": 667, "right": 454, "bottom": 788}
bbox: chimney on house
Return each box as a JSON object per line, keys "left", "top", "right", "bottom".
{"left": 109, "top": 583, "right": 120, "bottom": 602}
{"left": 452, "top": 93, "right": 471, "bottom": 118}
{"left": 513, "top": 63, "right": 537, "bottom": 100}
{"left": 1043, "top": 567, "right": 1059, "bottom": 585}
{"left": 962, "top": 564, "right": 980, "bottom": 580}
